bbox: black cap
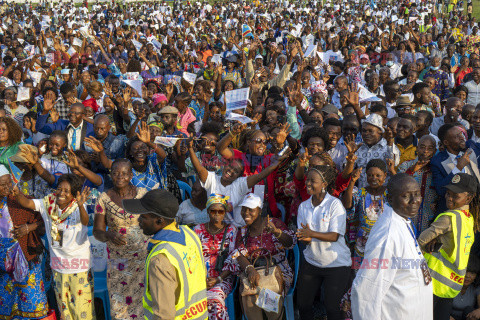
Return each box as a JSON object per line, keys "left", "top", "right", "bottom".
{"left": 444, "top": 173, "right": 479, "bottom": 194}
{"left": 123, "top": 189, "right": 179, "bottom": 219}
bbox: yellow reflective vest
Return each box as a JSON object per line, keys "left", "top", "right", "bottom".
{"left": 423, "top": 210, "right": 474, "bottom": 298}
{"left": 143, "top": 225, "right": 208, "bottom": 320}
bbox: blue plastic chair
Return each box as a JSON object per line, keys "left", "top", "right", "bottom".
{"left": 277, "top": 203, "right": 286, "bottom": 222}
{"left": 89, "top": 226, "right": 112, "bottom": 320}
{"left": 177, "top": 180, "right": 192, "bottom": 201}
{"left": 284, "top": 244, "right": 300, "bottom": 320}
{"left": 226, "top": 277, "right": 238, "bottom": 319}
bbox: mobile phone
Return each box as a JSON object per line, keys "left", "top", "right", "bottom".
{"left": 278, "top": 145, "right": 290, "bottom": 157}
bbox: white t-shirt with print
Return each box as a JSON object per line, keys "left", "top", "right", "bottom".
{"left": 34, "top": 199, "right": 91, "bottom": 274}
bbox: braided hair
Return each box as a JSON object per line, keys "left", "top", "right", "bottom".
{"left": 309, "top": 164, "right": 337, "bottom": 194}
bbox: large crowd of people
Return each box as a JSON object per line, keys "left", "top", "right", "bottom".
{"left": 3, "top": 0, "right": 480, "bottom": 319}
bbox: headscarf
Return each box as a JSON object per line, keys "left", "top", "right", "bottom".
{"left": 206, "top": 193, "right": 230, "bottom": 211}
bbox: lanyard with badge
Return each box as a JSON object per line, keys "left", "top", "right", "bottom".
{"left": 407, "top": 221, "right": 432, "bottom": 285}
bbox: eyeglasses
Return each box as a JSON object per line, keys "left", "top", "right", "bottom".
{"left": 209, "top": 209, "right": 226, "bottom": 215}
{"left": 252, "top": 138, "right": 267, "bottom": 145}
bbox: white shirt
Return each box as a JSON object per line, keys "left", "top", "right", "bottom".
{"left": 201, "top": 171, "right": 250, "bottom": 227}
{"left": 34, "top": 199, "right": 91, "bottom": 274}
{"left": 388, "top": 62, "right": 403, "bottom": 80}
{"left": 176, "top": 199, "right": 209, "bottom": 225}
{"left": 297, "top": 193, "right": 352, "bottom": 268}
{"left": 351, "top": 205, "right": 433, "bottom": 320}
{"left": 67, "top": 121, "right": 84, "bottom": 151}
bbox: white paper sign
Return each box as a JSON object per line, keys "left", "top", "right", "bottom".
{"left": 73, "top": 37, "right": 82, "bottom": 47}
{"left": 225, "top": 88, "right": 250, "bottom": 111}
{"left": 183, "top": 72, "right": 197, "bottom": 85}
{"left": 211, "top": 54, "right": 222, "bottom": 65}
{"left": 46, "top": 53, "right": 55, "bottom": 64}
{"left": 131, "top": 39, "right": 143, "bottom": 52}
{"left": 17, "top": 87, "right": 30, "bottom": 101}
{"left": 226, "top": 112, "right": 253, "bottom": 124}
{"left": 151, "top": 39, "right": 162, "bottom": 52}
{"left": 30, "top": 71, "right": 43, "bottom": 85}
{"left": 154, "top": 136, "right": 181, "bottom": 148}
{"left": 122, "top": 80, "right": 143, "bottom": 97}
{"left": 304, "top": 44, "right": 317, "bottom": 58}
{"left": 67, "top": 47, "right": 76, "bottom": 56}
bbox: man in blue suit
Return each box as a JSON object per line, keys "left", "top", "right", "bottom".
{"left": 431, "top": 123, "right": 480, "bottom": 214}
{"left": 36, "top": 101, "right": 94, "bottom": 151}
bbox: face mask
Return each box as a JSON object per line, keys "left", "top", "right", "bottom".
{"left": 360, "top": 64, "right": 368, "bottom": 69}
{"left": 386, "top": 61, "right": 393, "bottom": 67}
{"left": 431, "top": 66, "right": 440, "bottom": 71}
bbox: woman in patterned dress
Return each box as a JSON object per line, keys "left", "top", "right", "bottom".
{"left": 0, "top": 166, "right": 48, "bottom": 319}
{"left": 342, "top": 159, "right": 389, "bottom": 261}
{"left": 223, "top": 194, "right": 296, "bottom": 320}
{"left": 194, "top": 194, "right": 237, "bottom": 320}
{"left": 93, "top": 159, "right": 148, "bottom": 320}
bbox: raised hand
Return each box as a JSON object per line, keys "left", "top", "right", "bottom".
{"left": 345, "top": 84, "right": 360, "bottom": 106}
{"left": 457, "top": 149, "right": 472, "bottom": 170}
{"left": 345, "top": 152, "right": 357, "bottom": 164}
{"left": 76, "top": 186, "right": 91, "bottom": 207}
{"left": 351, "top": 168, "right": 363, "bottom": 182}
{"left": 43, "top": 95, "right": 55, "bottom": 113}
{"left": 136, "top": 121, "right": 151, "bottom": 144}
{"left": 344, "top": 134, "right": 363, "bottom": 154}
{"left": 298, "top": 147, "right": 311, "bottom": 166}
{"left": 123, "top": 86, "right": 132, "bottom": 103}
{"left": 84, "top": 136, "right": 104, "bottom": 153}
{"left": 50, "top": 108, "right": 60, "bottom": 123}
{"left": 412, "top": 159, "right": 430, "bottom": 172}
{"left": 386, "top": 158, "right": 396, "bottom": 174}
{"left": 276, "top": 122, "right": 291, "bottom": 145}
{"left": 62, "top": 149, "right": 79, "bottom": 170}
{"left": 230, "top": 123, "right": 247, "bottom": 136}
{"left": 265, "top": 215, "right": 282, "bottom": 237}
{"left": 104, "top": 81, "right": 113, "bottom": 97}
{"left": 384, "top": 127, "right": 395, "bottom": 146}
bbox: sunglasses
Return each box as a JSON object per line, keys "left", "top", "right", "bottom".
{"left": 252, "top": 138, "right": 267, "bottom": 145}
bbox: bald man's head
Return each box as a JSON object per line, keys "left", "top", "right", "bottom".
{"left": 387, "top": 173, "right": 422, "bottom": 219}
{"left": 93, "top": 114, "right": 111, "bottom": 140}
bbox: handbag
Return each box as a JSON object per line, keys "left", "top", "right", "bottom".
{"left": 240, "top": 249, "right": 284, "bottom": 297}
{"left": 214, "top": 225, "right": 230, "bottom": 272}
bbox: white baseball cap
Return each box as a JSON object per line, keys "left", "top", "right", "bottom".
{"left": 240, "top": 193, "right": 263, "bottom": 209}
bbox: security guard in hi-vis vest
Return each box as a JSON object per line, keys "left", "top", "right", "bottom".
{"left": 124, "top": 189, "right": 208, "bottom": 320}
{"left": 419, "top": 173, "right": 478, "bottom": 320}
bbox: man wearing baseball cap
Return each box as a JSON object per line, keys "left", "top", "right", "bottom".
{"left": 124, "top": 189, "right": 207, "bottom": 320}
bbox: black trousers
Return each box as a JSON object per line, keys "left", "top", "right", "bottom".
{"left": 434, "top": 294, "right": 453, "bottom": 320}
{"left": 296, "top": 260, "right": 350, "bottom": 320}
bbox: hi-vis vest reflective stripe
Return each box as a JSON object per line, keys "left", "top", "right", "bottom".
{"left": 423, "top": 210, "right": 474, "bottom": 298}
{"left": 143, "top": 226, "right": 208, "bottom": 320}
